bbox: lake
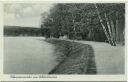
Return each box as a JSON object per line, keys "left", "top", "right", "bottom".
{"left": 4, "top": 37, "right": 58, "bottom": 74}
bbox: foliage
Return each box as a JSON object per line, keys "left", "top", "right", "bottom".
{"left": 4, "top": 26, "right": 42, "bottom": 36}
{"left": 41, "top": 3, "right": 125, "bottom": 45}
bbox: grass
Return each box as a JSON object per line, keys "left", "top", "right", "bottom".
{"left": 45, "top": 38, "right": 97, "bottom": 74}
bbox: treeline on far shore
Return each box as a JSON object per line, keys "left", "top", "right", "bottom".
{"left": 4, "top": 25, "right": 45, "bottom": 36}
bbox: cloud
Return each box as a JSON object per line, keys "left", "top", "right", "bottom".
{"left": 4, "top": 13, "right": 15, "bottom": 25}
{"left": 4, "top": 3, "right": 54, "bottom": 27}
{"left": 22, "top": 7, "right": 32, "bottom": 14}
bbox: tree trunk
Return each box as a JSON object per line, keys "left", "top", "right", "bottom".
{"left": 116, "top": 17, "right": 119, "bottom": 43}
{"left": 110, "top": 20, "right": 116, "bottom": 46}
{"left": 94, "top": 4, "right": 111, "bottom": 44}
{"left": 104, "top": 13, "right": 115, "bottom": 45}
{"left": 104, "top": 13, "right": 112, "bottom": 40}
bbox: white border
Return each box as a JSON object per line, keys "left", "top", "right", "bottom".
{"left": 0, "top": 1, "right": 4, "bottom": 77}
{"left": 0, "top": 1, "right": 127, "bottom": 81}
{"left": 0, "top": 0, "right": 127, "bottom": 3}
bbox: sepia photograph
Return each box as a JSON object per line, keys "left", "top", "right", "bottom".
{"left": 4, "top": 3, "right": 125, "bottom": 74}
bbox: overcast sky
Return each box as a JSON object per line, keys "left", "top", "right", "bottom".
{"left": 4, "top": 3, "right": 54, "bottom": 28}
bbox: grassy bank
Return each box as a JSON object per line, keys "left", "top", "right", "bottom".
{"left": 45, "top": 39, "right": 97, "bottom": 74}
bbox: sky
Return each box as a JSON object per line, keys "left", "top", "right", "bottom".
{"left": 4, "top": 3, "right": 54, "bottom": 28}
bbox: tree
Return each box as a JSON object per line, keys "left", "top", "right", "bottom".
{"left": 94, "top": 3, "right": 125, "bottom": 46}
{"left": 41, "top": 3, "right": 125, "bottom": 46}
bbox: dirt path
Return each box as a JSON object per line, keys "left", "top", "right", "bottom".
{"left": 47, "top": 39, "right": 96, "bottom": 74}
{"left": 46, "top": 39, "right": 124, "bottom": 74}
{"left": 76, "top": 41, "right": 125, "bottom": 74}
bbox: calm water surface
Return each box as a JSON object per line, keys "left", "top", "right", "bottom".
{"left": 4, "top": 37, "right": 58, "bottom": 74}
